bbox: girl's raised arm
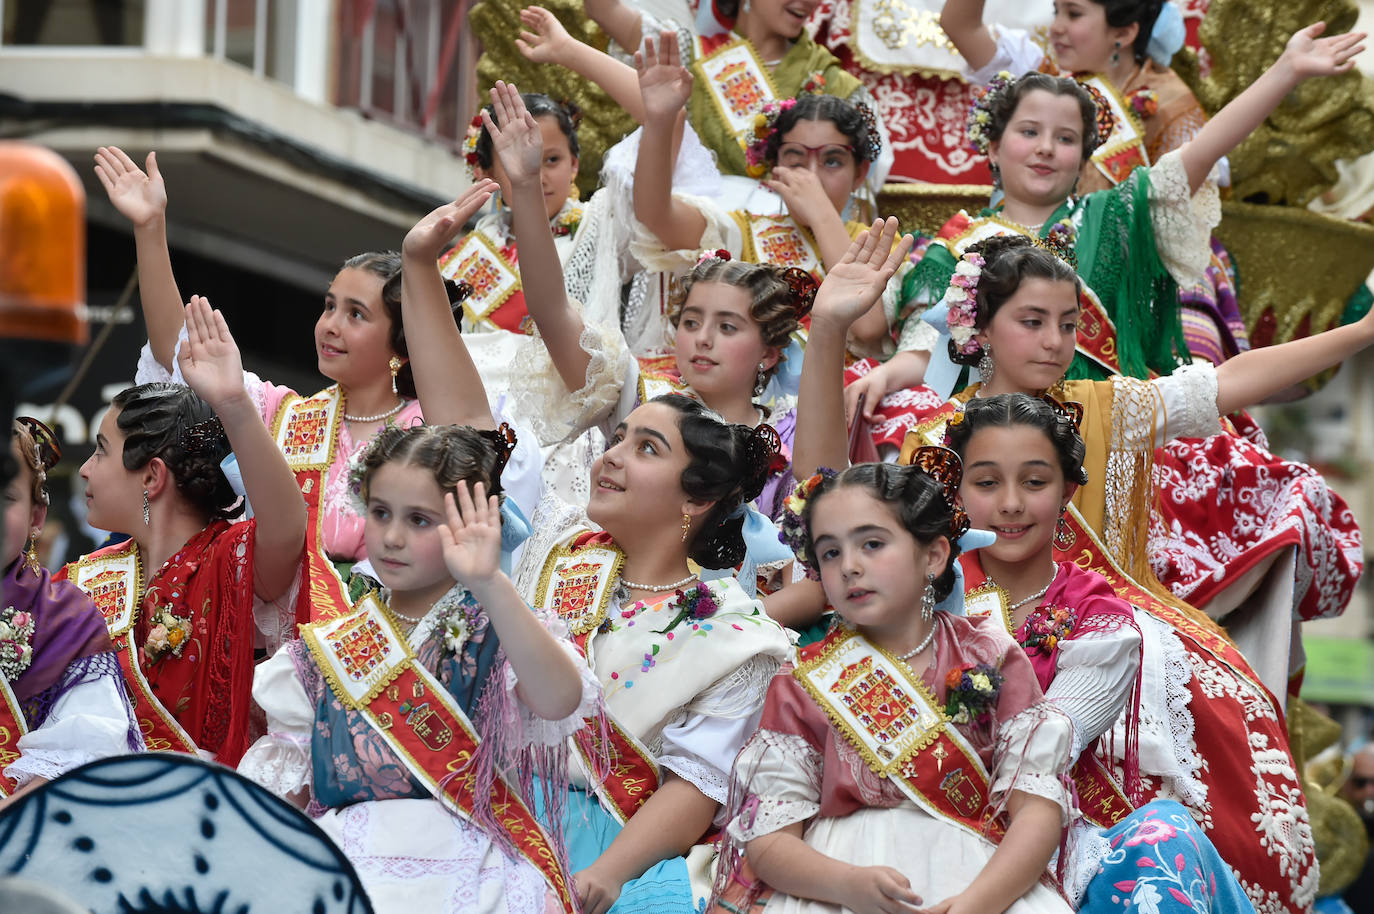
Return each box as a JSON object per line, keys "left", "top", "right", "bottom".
{"left": 516, "top": 6, "right": 647, "bottom": 123}
{"left": 633, "top": 32, "right": 709, "bottom": 253}
{"left": 399, "top": 181, "right": 501, "bottom": 429}
{"left": 1179, "top": 21, "right": 1365, "bottom": 194}
{"left": 584, "top": 0, "right": 645, "bottom": 53}
{"left": 177, "top": 296, "right": 306, "bottom": 601}
{"left": 486, "top": 82, "right": 594, "bottom": 394}
{"left": 938, "top": 0, "right": 1000, "bottom": 72}
{"left": 93, "top": 146, "right": 185, "bottom": 370}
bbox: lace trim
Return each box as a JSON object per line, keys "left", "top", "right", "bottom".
{"left": 507, "top": 299, "right": 630, "bottom": 446}
{"left": 1124, "top": 617, "right": 1207, "bottom": 809}
{"left": 727, "top": 729, "right": 823, "bottom": 842}
{"left": 896, "top": 313, "right": 940, "bottom": 355}
{"left": 687, "top": 653, "right": 780, "bottom": 720}
{"left": 1062, "top": 821, "right": 1114, "bottom": 905}
{"left": 507, "top": 633, "right": 602, "bottom": 748}
{"left": 1156, "top": 362, "right": 1220, "bottom": 443}
{"left": 628, "top": 191, "right": 735, "bottom": 274}
{"left": 237, "top": 735, "right": 313, "bottom": 798}
{"left": 512, "top": 494, "right": 589, "bottom": 601}
{"left": 1148, "top": 149, "right": 1221, "bottom": 288}
{"left": 661, "top": 752, "right": 731, "bottom": 804}
{"left": 990, "top": 703, "right": 1074, "bottom": 824}
{"left": 135, "top": 340, "right": 174, "bottom": 384}
{"left": 5, "top": 746, "right": 104, "bottom": 785}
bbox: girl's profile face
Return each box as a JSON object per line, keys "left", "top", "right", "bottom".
{"left": 475, "top": 115, "right": 579, "bottom": 221}
{"left": 959, "top": 424, "right": 1073, "bottom": 565}
{"left": 977, "top": 277, "right": 1079, "bottom": 393}
{"left": 674, "top": 282, "right": 777, "bottom": 403}
{"left": 809, "top": 484, "right": 949, "bottom": 636}
{"left": 315, "top": 267, "right": 397, "bottom": 390}
{"left": 589, "top": 402, "right": 703, "bottom": 541}
{"left": 775, "top": 118, "right": 870, "bottom": 216}
{"left": 2, "top": 439, "right": 44, "bottom": 568}
{"left": 363, "top": 461, "right": 454, "bottom": 603}
{"left": 1050, "top": 0, "right": 1138, "bottom": 74}
{"left": 988, "top": 89, "right": 1086, "bottom": 207}
{"left": 79, "top": 408, "right": 143, "bottom": 534}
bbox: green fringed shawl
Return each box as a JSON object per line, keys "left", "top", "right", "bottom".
{"left": 687, "top": 31, "right": 861, "bottom": 179}
{"left": 898, "top": 168, "right": 1191, "bottom": 382}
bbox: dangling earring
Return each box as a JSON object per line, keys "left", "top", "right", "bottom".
{"left": 568, "top": 182, "right": 581, "bottom": 202}
{"left": 389, "top": 356, "right": 403, "bottom": 395}
{"left": 23, "top": 534, "right": 42, "bottom": 576}
{"left": 1111, "top": 40, "right": 1121, "bottom": 66}
{"left": 1054, "top": 505, "right": 1075, "bottom": 551}
{"left": 921, "top": 573, "right": 936, "bottom": 621}
{"left": 977, "top": 345, "right": 995, "bottom": 385}
{"left": 753, "top": 363, "right": 768, "bottom": 399}
{"left": 680, "top": 513, "right": 692, "bottom": 543}
{"left": 142, "top": 490, "right": 151, "bottom": 526}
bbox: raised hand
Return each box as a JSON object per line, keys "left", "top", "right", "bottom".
{"left": 484, "top": 81, "right": 543, "bottom": 187}
{"left": 516, "top": 6, "right": 575, "bottom": 66}
{"left": 403, "top": 180, "right": 498, "bottom": 261}
{"left": 634, "top": 30, "right": 693, "bottom": 126}
{"left": 93, "top": 146, "right": 167, "bottom": 229}
{"left": 438, "top": 483, "right": 502, "bottom": 589}
{"left": 176, "top": 296, "right": 247, "bottom": 411}
{"left": 1280, "top": 21, "right": 1366, "bottom": 80}
{"left": 812, "top": 217, "right": 913, "bottom": 327}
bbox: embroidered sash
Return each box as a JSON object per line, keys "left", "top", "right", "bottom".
{"left": 940, "top": 218, "right": 1122, "bottom": 376}
{"left": 0, "top": 677, "right": 27, "bottom": 795}
{"left": 438, "top": 232, "right": 528, "bottom": 333}
{"left": 795, "top": 628, "right": 1005, "bottom": 842}
{"left": 1079, "top": 75, "right": 1150, "bottom": 187}
{"left": 962, "top": 583, "right": 1134, "bottom": 828}
{"left": 634, "top": 354, "right": 692, "bottom": 408}
{"left": 270, "top": 387, "right": 353, "bottom": 625}
{"left": 301, "top": 595, "right": 577, "bottom": 914}
{"left": 694, "top": 36, "right": 781, "bottom": 151}
{"left": 534, "top": 533, "right": 663, "bottom": 823}
{"left": 734, "top": 213, "right": 823, "bottom": 279}
{"left": 67, "top": 542, "right": 198, "bottom": 754}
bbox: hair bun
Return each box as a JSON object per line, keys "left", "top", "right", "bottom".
{"left": 476, "top": 422, "right": 519, "bottom": 486}
{"left": 780, "top": 267, "right": 818, "bottom": 320}
{"left": 738, "top": 423, "right": 782, "bottom": 503}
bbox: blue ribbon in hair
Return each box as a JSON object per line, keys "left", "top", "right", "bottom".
{"left": 1147, "top": 2, "right": 1185, "bottom": 67}
{"left": 219, "top": 453, "right": 251, "bottom": 519}
{"left": 932, "top": 528, "right": 998, "bottom": 616}
{"left": 498, "top": 498, "right": 533, "bottom": 575}
{"left": 699, "top": 503, "right": 793, "bottom": 598}
{"left": 917, "top": 301, "right": 966, "bottom": 401}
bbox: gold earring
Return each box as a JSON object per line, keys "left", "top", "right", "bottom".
{"left": 680, "top": 513, "right": 691, "bottom": 542}
{"left": 568, "top": 182, "right": 581, "bottom": 202}
{"left": 23, "top": 534, "right": 41, "bottom": 576}
{"left": 388, "top": 356, "right": 403, "bottom": 395}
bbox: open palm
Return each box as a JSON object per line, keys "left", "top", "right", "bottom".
{"left": 1283, "top": 21, "right": 1366, "bottom": 79}
{"left": 485, "top": 81, "right": 543, "bottom": 186}
{"left": 635, "top": 31, "right": 693, "bottom": 123}
{"left": 515, "top": 6, "right": 572, "bottom": 65}
{"left": 438, "top": 484, "right": 502, "bottom": 587}
{"left": 403, "top": 180, "right": 498, "bottom": 260}
{"left": 813, "top": 218, "right": 913, "bottom": 325}
{"left": 93, "top": 146, "right": 166, "bottom": 228}
{"left": 177, "top": 296, "right": 247, "bottom": 411}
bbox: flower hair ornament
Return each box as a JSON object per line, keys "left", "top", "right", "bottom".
{"left": 779, "top": 468, "right": 837, "bottom": 579}
{"left": 696, "top": 248, "right": 733, "bottom": 267}
{"left": 781, "top": 267, "right": 818, "bottom": 320}
{"left": 744, "top": 98, "right": 798, "bottom": 178}
{"left": 462, "top": 113, "right": 484, "bottom": 176}
{"left": 907, "top": 445, "right": 972, "bottom": 539}
{"left": 943, "top": 250, "right": 986, "bottom": 357}
{"left": 476, "top": 422, "right": 519, "bottom": 490}
{"left": 966, "top": 71, "right": 1016, "bottom": 154}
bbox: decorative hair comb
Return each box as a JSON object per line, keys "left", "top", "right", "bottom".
{"left": 740, "top": 423, "right": 783, "bottom": 503}
{"left": 908, "top": 445, "right": 972, "bottom": 539}
{"left": 852, "top": 102, "right": 884, "bottom": 163}
{"left": 1041, "top": 394, "right": 1085, "bottom": 431}
{"left": 1080, "top": 81, "right": 1117, "bottom": 150}
{"left": 478, "top": 422, "right": 519, "bottom": 483}
{"left": 16, "top": 417, "right": 61, "bottom": 470}
{"left": 559, "top": 98, "right": 584, "bottom": 129}
{"left": 696, "top": 248, "right": 732, "bottom": 267}
{"left": 781, "top": 267, "right": 818, "bottom": 320}
{"left": 180, "top": 416, "right": 228, "bottom": 458}
{"left": 444, "top": 279, "right": 475, "bottom": 307}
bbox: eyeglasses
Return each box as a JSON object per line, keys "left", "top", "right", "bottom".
{"left": 776, "top": 142, "right": 856, "bottom": 169}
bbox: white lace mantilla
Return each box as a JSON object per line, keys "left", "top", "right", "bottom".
{"left": 1148, "top": 148, "right": 1222, "bottom": 288}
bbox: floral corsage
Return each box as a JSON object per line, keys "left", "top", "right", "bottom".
{"left": 654, "top": 582, "right": 720, "bottom": 634}
{"left": 434, "top": 586, "right": 475, "bottom": 656}
{"left": 145, "top": 606, "right": 193, "bottom": 663}
{"left": 1129, "top": 88, "right": 1159, "bottom": 119}
{"left": 1021, "top": 606, "right": 1075, "bottom": 656}
{"left": 553, "top": 203, "right": 583, "bottom": 238}
{"left": 943, "top": 250, "right": 986, "bottom": 356}
{"left": 944, "top": 661, "right": 1004, "bottom": 726}
{"left": 0, "top": 606, "right": 36, "bottom": 680}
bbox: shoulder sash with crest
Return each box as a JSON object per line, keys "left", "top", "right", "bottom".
{"left": 269, "top": 386, "right": 353, "bottom": 626}
{"left": 301, "top": 594, "right": 577, "bottom": 914}
{"left": 939, "top": 219, "right": 1122, "bottom": 376}
{"left": 693, "top": 35, "right": 780, "bottom": 151}
{"left": 1077, "top": 74, "right": 1150, "bottom": 186}
{"left": 0, "top": 676, "right": 28, "bottom": 795}
{"left": 64, "top": 541, "right": 198, "bottom": 754}
{"left": 961, "top": 573, "right": 1134, "bottom": 829}
{"left": 533, "top": 532, "right": 662, "bottom": 824}
{"left": 734, "top": 213, "right": 824, "bottom": 281}
{"left": 438, "top": 232, "right": 529, "bottom": 333}
{"left": 794, "top": 627, "right": 1005, "bottom": 842}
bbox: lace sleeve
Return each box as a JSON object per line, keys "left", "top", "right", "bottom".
{"left": 237, "top": 644, "right": 315, "bottom": 798}
{"left": 506, "top": 298, "right": 632, "bottom": 446}
{"left": 1046, "top": 624, "right": 1142, "bottom": 757}
{"left": 1151, "top": 362, "right": 1221, "bottom": 444}
{"left": 629, "top": 192, "right": 741, "bottom": 274}
{"left": 1147, "top": 149, "right": 1221, "bottom": 288}
{"left": 512, "top": 492, "right": 588, "bottom": 602}
{"left": 896, "top": 312, "right": 941, "bottom": 355}
{"left": 5, "top": 673, "right": 136, "bottom": 786}
{"left": 725, "top": 729, "right": 823, "bottom": 842}
{"left": 990, "top": 702, "right": 1074, "bottom": 825}
{"left": 503, "top": 613, "right": 602, "bottom": 747}
{"left": 966, "top": 25, "right": 1048, "bottom": 85}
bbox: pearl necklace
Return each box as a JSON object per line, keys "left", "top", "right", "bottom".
{"left": 345, "top": 399, "right": 406, "bottom": 423}
{"left": 987, "top": 566, "right": 1058, "bottom": 615}
{"left": 618, "top": 572, "right": 698, "bottom": 593}
{"left": 897, "top": 621, "right": 939, "bottom": 661}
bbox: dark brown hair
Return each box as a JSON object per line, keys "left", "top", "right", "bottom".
{"left": 669, "top": 260, "right": 803, "bottom": 384}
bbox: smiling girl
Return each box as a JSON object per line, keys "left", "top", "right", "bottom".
{"left": 239, "top": 423, "right": 598, "bottom": 914}
{"left": 720, "top": 457, "right": 1074, "bottom": 914}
